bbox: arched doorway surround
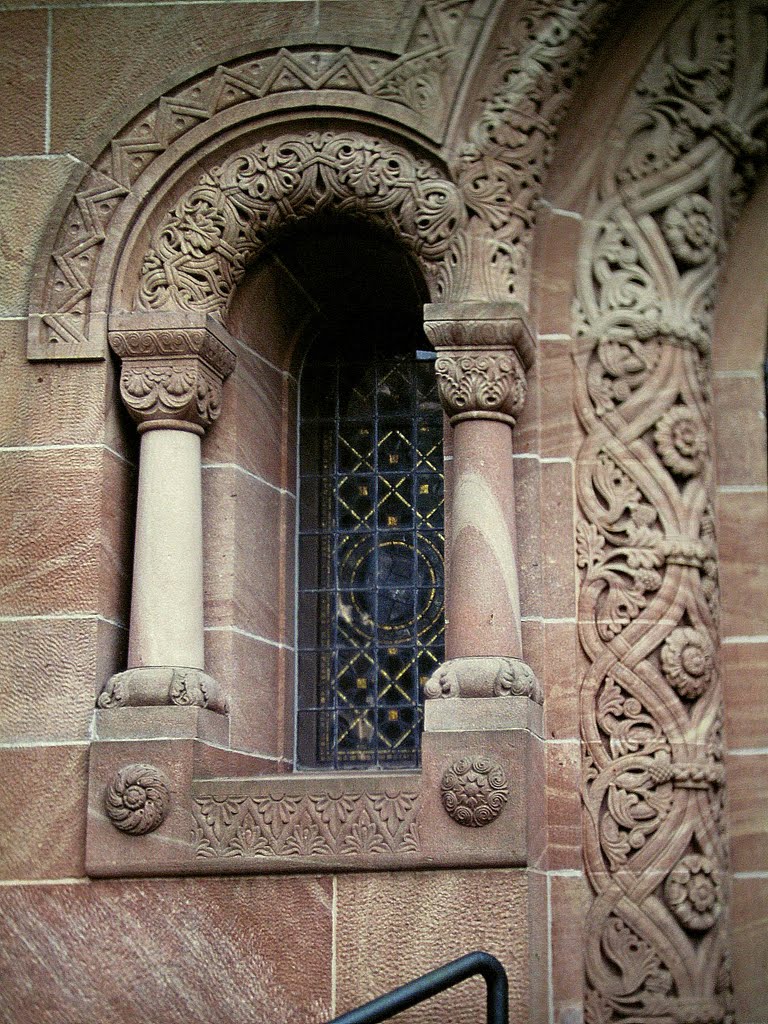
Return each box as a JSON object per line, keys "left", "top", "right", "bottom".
{"left": 542, "top": 0, "right": 768, "bottom": 1020}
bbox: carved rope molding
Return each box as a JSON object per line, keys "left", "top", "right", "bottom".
{"left": 27, "top": 0, "right": 615, "bottom": 360}
{"left": 573, "top": 3, "right": 768, "bottom": 1023}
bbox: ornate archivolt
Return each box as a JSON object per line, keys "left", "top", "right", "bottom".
{"left": 446, "top": 0, "right": 613, "bottom": 302}
{"left": 136, "top": 130, "right": 467, "bottom": 313}
{"left": 574, "top": 2, "right": 767, "bottom": 1021}
{"left": 26, "top": 0, "right": 613, "bottom": 360}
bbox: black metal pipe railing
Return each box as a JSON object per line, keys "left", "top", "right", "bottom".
{"left": 325, "top": 950, "right": 508, "bottom": 1024}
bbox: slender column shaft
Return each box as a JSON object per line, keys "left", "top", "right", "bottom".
{"left": 99, "top": 313, "right": 235, "bottom": 713}
{"left": 128, "top": 428, "right": 205, "bottom": 669}
{"left": 447, "top": 418, "right": 522, "bottom": 659}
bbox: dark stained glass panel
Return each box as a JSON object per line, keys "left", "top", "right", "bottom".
{"left": 297, "top": 334, "right": 444, "bottom": 768}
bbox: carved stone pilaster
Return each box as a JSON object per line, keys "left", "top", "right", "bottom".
{"left": 423, "top": 302, "right": 535, "bottom": 426}
{"left": 108, "top": 313, "right": 236, "bottom": 434}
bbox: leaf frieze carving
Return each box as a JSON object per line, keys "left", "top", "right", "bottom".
{"left": 192, "top": 790, "right": 421, "bottom": 860}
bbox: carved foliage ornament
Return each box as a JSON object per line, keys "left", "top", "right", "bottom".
{"left": 193, "top": 790, "right": 420, "bottom": 859}
{"left": 29, "top": 0, "right": 619, "bottom": 359}
{"left": 440, "top": 756, "right": 509, "bottom": 827}
{"left": 29, "top": 2, "right": 478, "bottom": 357}
{"left": 433, "top": 349, "right": 527, "bottom": 425}
{"left": 137, "top": 132, "right": 466, "bottom": 313}
{"left": 574, "top": 2, "right": 767, "bottom": 1020}
{"left": 108, "top": 327, "right": 236, "bottom": 432}
{"left": 449, "top": 0, "right": 613, "bottom": 302}
{"left": 105, "top": 764, "right": 171, "bottom": 835}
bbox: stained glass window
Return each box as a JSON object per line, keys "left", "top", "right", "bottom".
{"left": 296, "top": 327, "right": 445, "bottom": 769}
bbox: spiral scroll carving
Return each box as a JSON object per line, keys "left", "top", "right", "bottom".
{"left": 440, "top": 756, "right": 509, "bottom": 827}
{"left": 105, "top": 764, "right": 171, "bottom": 836}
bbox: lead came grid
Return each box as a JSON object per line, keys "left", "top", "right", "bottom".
{"left": 297, "top": 341, "right": 445, "bottom": 768}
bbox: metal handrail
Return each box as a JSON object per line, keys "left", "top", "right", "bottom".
{"left": 325, "top": 950, "right": 508, "bottom": 1024}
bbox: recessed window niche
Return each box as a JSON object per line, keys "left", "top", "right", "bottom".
{"left": 211, "top": 218, "right": 442, "bottom": 770}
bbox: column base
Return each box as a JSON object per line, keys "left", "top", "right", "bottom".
{"left": 97, "top": 666, "right": 229, "bottom": 714}
{"left": 424, "top": 655, "right": 542, "bottom": 702}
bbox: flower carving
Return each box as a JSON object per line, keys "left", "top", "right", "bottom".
{"left": 105, "top": 764, "right": 171, "bottom": 836}
{"left": 660, "top": 627, "right": 715, "bottom": 699}
{"left": 440, "top": 756, "right": 509, "bottom": 828}
{"left": 654, "top": 405, "right": 708, "bottom": 477}
{"left": 664, "top": 855, "right": 722, "bottom": 931}
{"left": 661, "top": 194, "right": 716, "bottom": 266}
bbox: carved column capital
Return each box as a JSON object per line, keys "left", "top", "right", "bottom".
{"left": 108, "top": 312, "right": 236, "bottom": 435}
{"left": 423, "top": 302, "right": 535, "bottom": 426}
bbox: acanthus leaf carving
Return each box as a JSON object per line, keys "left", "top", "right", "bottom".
{"left": 433, "top": 349, "right": 527, "bottom": 424}
{"left": 108, "top": 324, "right": 236, "bottom": 433}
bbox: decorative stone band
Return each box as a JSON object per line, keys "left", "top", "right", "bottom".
{"left": 423, "top": 301, "right": 535, "bottom": 426}
{"left": 425, "top": 656, "right": 542, "bottom": 704}
{"left": 646, "top": 761, "right": 724, "bottom": 790}
{"left": 659, "top": 535, "right": 715, "bottom": 569}
{"left": 108, "top": 313, "right": 236, "bottom": 434}
{"left": 97, "top": 666, "right": 229, "bottom": 715}
{"left": 105, "top": 763, "right": 171, "bottom": 836}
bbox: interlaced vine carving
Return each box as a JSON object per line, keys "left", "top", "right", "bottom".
{"left": 575, "top": 3, "right": 768, "bottom": 1021}
{"left": 449, "top": 0, "right": 614, "bottom": 302}
{"left": 137, "top": 131, "right": 466, "bottom": 312}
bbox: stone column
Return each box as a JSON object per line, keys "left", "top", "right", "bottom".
{"left": 97, "top": 313, "right": 236, "bottom": 715}
{"left": 423, "top": 301, "right": 540, "bottom": 704}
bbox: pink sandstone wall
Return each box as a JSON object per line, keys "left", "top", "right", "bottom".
{"left": 0, "top": 3, "right": 765, "bottom": 1023}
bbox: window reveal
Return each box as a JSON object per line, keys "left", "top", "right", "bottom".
{"left": 297, "top": 333, "right": 445, "bottom": 768}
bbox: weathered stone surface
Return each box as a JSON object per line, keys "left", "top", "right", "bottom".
{"left": 203, "top": 464, "right": 294, "bottom": 642}
{"left": 713, "top": 375, "right": 768, "bottom": 487}
{"left": 204, "top": 625, "right": 292, "bottom": 760}
{"left": 0, "top": 12, "right": 47, "bottom": 156}
{"left": 0, "top": 616, "right": 125, "bottom": 743}
{"left": 0, "top": 320, "right": 131, "bottom": 453}
{"left": 719, "top": 491, "right": 768, "bottom": 638}
{"left": 0, "top": 156, "right": 83, "bottom": 317}
{"left": 0, "top": 447, "right": 132, "bottom": 620}
{"left": 0, "top": 875, "right": 333, "bottom": 1023}
{"left": 50, "top": 4, "right": 318, "bottom": 160}
{"left": 336, "top": 869, "right": 530, "bottom": 1024}
{"left": 722, "top": 641, "right": 768, "bottom": 751}
{"left": 732, "top": 877, "right": 768, "bottom": 1024}
{"left": 726, "top": 752, "right": 768, "bottom": 873}
{"left": 0, "top": 744, "right": 88, "bottom": 880}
